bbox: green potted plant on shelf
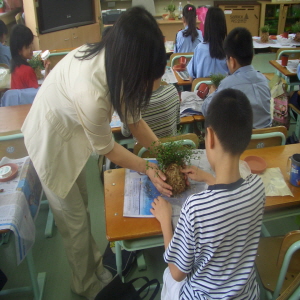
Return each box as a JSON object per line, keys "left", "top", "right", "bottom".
{"left": 292, "top": 22, "right": 300, "bottom": 42}
{"left": 260, "top": 24, "right": 270, "bottom": 43}
{"left": 210, "top": 73, "right": 226, "bottom": 89}
{"left": 147, "top": 138, "right": 195, "bottom": 195}
{"left": 164, "top": 0, "right": 176, "bottom": 20}
{"left": 28, "top": 54, "right": 44, "bottom": 80}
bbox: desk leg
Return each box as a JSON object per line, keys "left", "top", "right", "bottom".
{"left": 0, "top": 249, "right": 46, "bottom": 300}
{"left": 26, "top": 249, "right": 46, "bottom": 300}
{"left": 115, "top": 241, "right": 123, "bottom": 280}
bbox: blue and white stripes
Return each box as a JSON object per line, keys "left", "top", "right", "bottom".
{"left": 164, "top": 174, "right": 265, "bottom": 299}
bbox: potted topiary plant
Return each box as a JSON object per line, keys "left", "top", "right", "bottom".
{"left": 164, "top": 0, "right": 176, "bottom": 20}
{"left": 148, "top": 138, "right": 195, "bottom": 195}
{"left": 260, "top": 24, "right": 270, "bottom": 43}
{"left": 292, "top": 22, "right": 300, "bottom": 42}
{"left": 28, "top": 54, "right": 44, "bottom": 80}
{"left": 210, "top": 73, "right": 226, "bottom": 89}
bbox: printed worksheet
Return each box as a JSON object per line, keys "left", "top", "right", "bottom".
{"left": 123, "top": 152, "right": 212, "bottom": 223}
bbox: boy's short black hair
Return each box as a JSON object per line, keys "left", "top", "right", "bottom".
{"left": 0, "top": 20, "right": 8, "bottom": 38}
{"left": 205, "top": 88, "right": 253, "bottom": 155}
{"left": 224, "top": 27, "right": 253, "bottom": 66}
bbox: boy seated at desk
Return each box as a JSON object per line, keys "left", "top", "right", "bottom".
{"left": 121, "top": 79, "right": 180, "bottom": 139}
{"left": 202, "top": 27, "right": 272, "bottom": 129}
{"left": 151, "top": 88, "right": 265, "bottom": 300}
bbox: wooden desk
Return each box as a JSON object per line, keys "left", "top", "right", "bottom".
{"left": 105, "top": 144, "right": 300, "bottom": 242}
{"left": 269, "top": 59, "right": 298, "bottom": 77}
{"left": 269, "top": 59, "right": 300, "bottom": 92}
{"left": 0, "top": 104, "right": 31, "bottom": 134}
{"left": 173, "top": 69, "right": 192, "bottom": 86}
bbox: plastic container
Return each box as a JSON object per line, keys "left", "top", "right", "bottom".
{"left": 178, "top": 2, "right": 182, "bottom": 19}
{"left": 41, "top": 50, "right": 50, "bottom": 61}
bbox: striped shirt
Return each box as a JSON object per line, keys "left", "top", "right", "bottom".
{"left": 122, "top": 84, "right": 180, "bottom": 138}
{"left": 164, "top": 174, "right": 265, "bottom": 300}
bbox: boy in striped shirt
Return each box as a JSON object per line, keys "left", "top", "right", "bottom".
{"left": 151, "top": 88, "right": 265, "bottom": 300}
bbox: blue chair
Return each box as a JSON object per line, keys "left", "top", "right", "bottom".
{"left": 256, "top": 230, "right": 300, "bottom": 300}
{"left": 1, "top": 88, "right": 39, "bottom": 107}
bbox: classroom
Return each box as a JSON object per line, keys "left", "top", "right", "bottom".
{"left": 0, "top": 0, "right": 300, "bottom": 299}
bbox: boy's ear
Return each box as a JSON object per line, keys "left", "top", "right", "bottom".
{"left": 206, "top": 127, "right": 215, "bottom": 149}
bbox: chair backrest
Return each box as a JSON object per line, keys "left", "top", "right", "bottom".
{"left": 247, "top": 126, "right": 287, "bottom": 149}
{"left": 0, "top": 132, "right": 28, "bottom": 159}
{"left": 169, "top": 52, "right": 194, "bottom": 68}
{"left": 133, "top": 133, "right": 199, "bottom": 158}
{"left": 1, "top": 88, "right": 39, "bottom": 107}
{"left": 192, "top": 78, "right": 212, "bottom": 92}
{"left": 256, "top": 230, "right": 300, "bottom": 300}
{"left": 276, "top": 48, "right": 300, "bottom": 59}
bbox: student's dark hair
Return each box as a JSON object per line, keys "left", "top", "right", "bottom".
{"left": 224, "top": 27, "right": 253, "bottom": 66}
{"left": 182, "top": 4, "right": 198, "bottom": 42}
{"left": 76, "top": 6, "right": 167, "bottom": 123}
{"left": 0, "top": 20, "right": 8, "bottom": 38}
{"left": 205, "top": 88, "right": 253, "bottom": 155}
{"left": 203, "top": 7, "right": 227, "bottom": 59}
{"left": 10, "top": 24, "right": 34, "bottom": 73}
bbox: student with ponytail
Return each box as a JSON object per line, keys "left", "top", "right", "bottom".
{"left": 187, "top": 7, "right": 228, "bottom": 79}
{"left": 174, "top": 4, "right": 203, "bottom": 53}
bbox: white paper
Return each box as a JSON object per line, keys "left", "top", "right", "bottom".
{"left": 0, "top": 156, "right": 38, "bottom": 265}
{"left": 180, "top": 91, "right": 204, "bottom": 117}
{"left": 123, "top": 151, "right": 212, "bottom": 225}
{"left": 162, "top": 67, "right": 177, "bottom": 84}
{"left": 258, "top": 167, "right": 293, "bottom": 197}
{"left": 276, "top": 59, "right": 299, "bottom": 73}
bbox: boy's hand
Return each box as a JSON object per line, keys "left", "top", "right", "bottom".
{"left": 146, "top": 162, "right": 172, "bottom": 197}
{"left": 181, "top": 166, "right": 215, "bottom": 185}
{"left": 150, "top": 196, "right": 172, "bottom": 226}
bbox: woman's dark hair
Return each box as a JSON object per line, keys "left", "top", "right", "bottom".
{"left": 77, "top": 6, "right": 167, "bottom": 123}
{"left": 203, "top": 7, "right": 227, "bottom": 59}
{"left": 0, "top": 20, "right": 8, "bottom": 38}
{"left": 182, "top": 4, "right": 198, "bottom": 42}
{"left": 10, "top": 24, "right": 34, "bottom": 73}
{"left": 205, "top": 88, "right": 253, "bottom": 155}
{"left": 224, "top": 27, "right": 253, "bottom": 66}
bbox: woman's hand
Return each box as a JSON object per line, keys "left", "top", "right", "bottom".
{"left": 146, "top": 162, "right": 172, "bottom": 197}
{"left": 150, "top": 196, "right": 172, "bottom": 226}
{"left": 181, "top": 166, "right": 215, "bottom": 185}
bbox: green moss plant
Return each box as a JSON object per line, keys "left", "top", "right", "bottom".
{"left": 210, "top": 73, "right": 226, "bottom": 88}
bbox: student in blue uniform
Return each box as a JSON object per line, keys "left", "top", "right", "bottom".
{"left": 187, "top": 7, "right": 228, "bottom": 79}
{"left": 202, "top": 27, "right": 271, "bottom": 129}
{"left": 174, "top": 4, "right": 203, "bottom": 53}
{"left": 0, "top": 20, "right": 11, "bottom": 67}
